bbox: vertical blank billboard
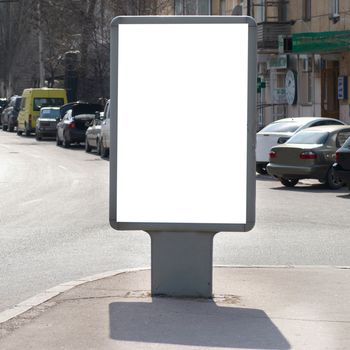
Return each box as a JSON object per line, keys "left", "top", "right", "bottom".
{"left": 110, "top": 16, "right": 256, "bottom": 232}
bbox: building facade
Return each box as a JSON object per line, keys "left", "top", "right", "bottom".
{"left": 169, "top": 1, "right": 349, "bottom": 127}
{"left": 288, "top": 0, "right": 350, "bottom": 126}
{"left": 210, "top": 0, "right": 350, "bottom": 128}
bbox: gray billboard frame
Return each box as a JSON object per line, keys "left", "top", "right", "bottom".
{"left": 110, "top": 16, "right": 256, "bottom": 234}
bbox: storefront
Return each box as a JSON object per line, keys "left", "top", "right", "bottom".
{"left": 291, "top": 30, "right": 350, "bottom": 123}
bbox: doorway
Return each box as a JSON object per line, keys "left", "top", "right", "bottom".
{"left": 321, "top": 60, "right": 339, "bottom": 118}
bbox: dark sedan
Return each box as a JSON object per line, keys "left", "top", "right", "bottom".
{"left": 333, "top": 136, "right": 350, "bottom": 190}
{"left": 0, "top": 98, "right": 8, "bottom": 126}
{"left": 267, "top": 125, "right": 350, "bottom": 189}
{"left": 56, "top": 103, "right": 103, "bottom": 148}
{"left": 1, "top": 96, "right": 21, "bottom": 132}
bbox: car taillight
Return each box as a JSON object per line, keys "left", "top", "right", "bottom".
{"left": 335, "top": 152, "right": 340, "bottom": 162}
{"left": 68, "top": 122, "right": 75, "bottom": 129}
{"left": 300, "top": 151, "right": 317, "bottom": 160}
{"left": 269, "top": 151, "right": 277, "bottom": 159}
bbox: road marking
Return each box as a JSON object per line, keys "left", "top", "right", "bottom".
{"left": 30, "top": 154, "right": 41, "bottom": 159}
{"left": 21, "top": 198, "right": 43, "bottom": 206}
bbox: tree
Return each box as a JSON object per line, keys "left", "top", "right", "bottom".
{"left": 0, "top": 0, "right": 34, "bottom": 96}
{"left": 0, "top": 0, "right": 173, "bottom": 100}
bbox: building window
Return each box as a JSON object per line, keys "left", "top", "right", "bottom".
{"left": 302, "top": 0, "right": 311, "bottom": 21}
{"left": 253, "top": 0, "right": 265, "bottom": 23}
{"left": 219, "top": 0, "right": 226, "bottom": 15}
{"left": 278, "top": 1, "right": 288, "bottom": 22}
{"left": 174, "top": 0, "right": 211, "bottom": 15}
{"left": 300, "top": 56, "right": 313, "bottom": 105}
{"left": 332, "top": 0, "right": 339, "bottom": 16}
{"left": 330, "top": 0, "right": 340, "bottom": 22}
{"left": 270, "top": 69, "right": 288, "bottom": 111}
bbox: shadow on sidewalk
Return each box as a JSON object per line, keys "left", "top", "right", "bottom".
{"left": 109, "top": 298, "right": 290, "bottom": 349}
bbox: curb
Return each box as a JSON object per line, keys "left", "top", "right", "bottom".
{"left": 0, "top": 267, "right": 149, "bottom": 325}
{"left": 1, "top": 265, "right": 349, "bottom": 324}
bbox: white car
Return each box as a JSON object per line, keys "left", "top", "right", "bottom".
{"left": 99, "top": 99, "right": 110, "bottom": 157}
{"left": 256, "top": 117, "right": 345, "bottom": 175}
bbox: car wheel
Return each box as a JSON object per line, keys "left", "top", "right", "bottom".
{"left": 63, "top": 134, "right": 70, "bottom": 148}
{"left": 96, "top": 138, "right": 101, "bottom": 155}
{"left": 2, "top": 124, "right": 7, "bottom": 131}
{"left": 85, "top": 136, "right": 92, "bottom": 153}
{"left": 280, "top": 178, "right": 298, "bottom": 187}
{"left": 9, "top": 124, "right": 14, "bottom": 132}
{"left": 36, "top": 132, "right": 42, "bottom": 141}
{"left": 56, "top": 133, "right": 62, "bottom": 146}
{"left": 326, "top": 167, "right": 343, "bottom": 190}
{"left": 256, "top": 164, "right": 267, "bottom": 175}
{"left": 100, "top": 138, "right": 109, "bottom": 158}
{"left": 17, "top": 129, "right": 23, "bottom": 136}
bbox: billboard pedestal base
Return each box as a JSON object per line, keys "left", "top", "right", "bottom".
{"left": 148, "top": 231, "right": 215, "bottom": 298}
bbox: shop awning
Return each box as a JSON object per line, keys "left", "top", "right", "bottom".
{"left": 292, "top": 30, "right": 350, "bottom": 53}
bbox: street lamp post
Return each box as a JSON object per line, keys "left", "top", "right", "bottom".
{"left": 37, "top": 1, "right": 45, "bottom": 87}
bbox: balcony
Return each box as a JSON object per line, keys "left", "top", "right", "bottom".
{"left": 257, "top": 22, "right": 291, "bottom": 51}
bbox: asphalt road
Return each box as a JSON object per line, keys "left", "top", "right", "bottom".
{"left": 0, "top": 130, "right": 349, "bottom": 313}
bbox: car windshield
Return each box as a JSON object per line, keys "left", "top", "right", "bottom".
{"left": 260, "top": 121, "right": 303, "bottom": 133}
{"left": 15, "top": 98, "right": 22, "bottom": 109}
{"left": 41, "top": 109, "right": 60, "bottom": 119}
{"left": 342, "top": 136, "right": 350, "bottom": 148}
{"left": 33, "top": 98, "right": 64, "bottom": 111}
{"left": 287, "top": 131, "right": 329, "bottom": 145}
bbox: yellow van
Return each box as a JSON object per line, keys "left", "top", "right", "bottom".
{"left": 17, "top": 88, "right": 68, "bottom": 136}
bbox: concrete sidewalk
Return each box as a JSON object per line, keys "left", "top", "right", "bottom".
{"left": 0, "top": 266, "right": 349, "bottom": 349}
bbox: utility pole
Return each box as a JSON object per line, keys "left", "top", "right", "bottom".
{"left": 1, "top": 0, "right": 19, "bottom": 95}
{"left": 37, "top": 0, "right": 45, "bottom": 87}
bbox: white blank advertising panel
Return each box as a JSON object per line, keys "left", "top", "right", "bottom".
{"left": 110, "top": 17, "right": 256, "bottom": 232}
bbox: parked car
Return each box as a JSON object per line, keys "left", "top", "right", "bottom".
{"left": 256, "top": 117, "right": 346, "bottom": 175}
{"left": 333, "top": 136, "right": 350, "bottom": 190}
{"left": 0, "top": 98, "right": 8, "bottom": 126}
{"left": 99, "top": 99, "right": 110, "bottom": 157}
{"left": 85, "top": 112, "right": 103, "bottom": 153}
{"left": 267, "top": 125, "right": 350, "bottom": 189}
{"left": 35, "top": 107, "right": 60, "bottom": 140}
{"left": 56, "top": 103, "right": 103, "bottom": 148}
{"left": 1, "top": 95, "right": 22, "bottom": 132}
{"left": 17, "top": 88, "right": 67, "bottom": 136}
{"left": 59, "top": 101, "right": 87, "bottom": 120}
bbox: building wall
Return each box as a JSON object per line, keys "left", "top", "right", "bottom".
{"left": 287, "top": 0, "right": 350, "bottom": 123}
{"left": 209, "top": 1, "right": 350, "bottom": 127}
{"left": 291, "top": 0, "right": 350, "bottom": 33}
{"left": 255, "top": 0, "right": 350, "bottom": 126}
{"left": 212, "top": 0, "right": 237, "bottom": 15}
{"left": 339, "top": 52, "right": 350, "bottom": 124}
